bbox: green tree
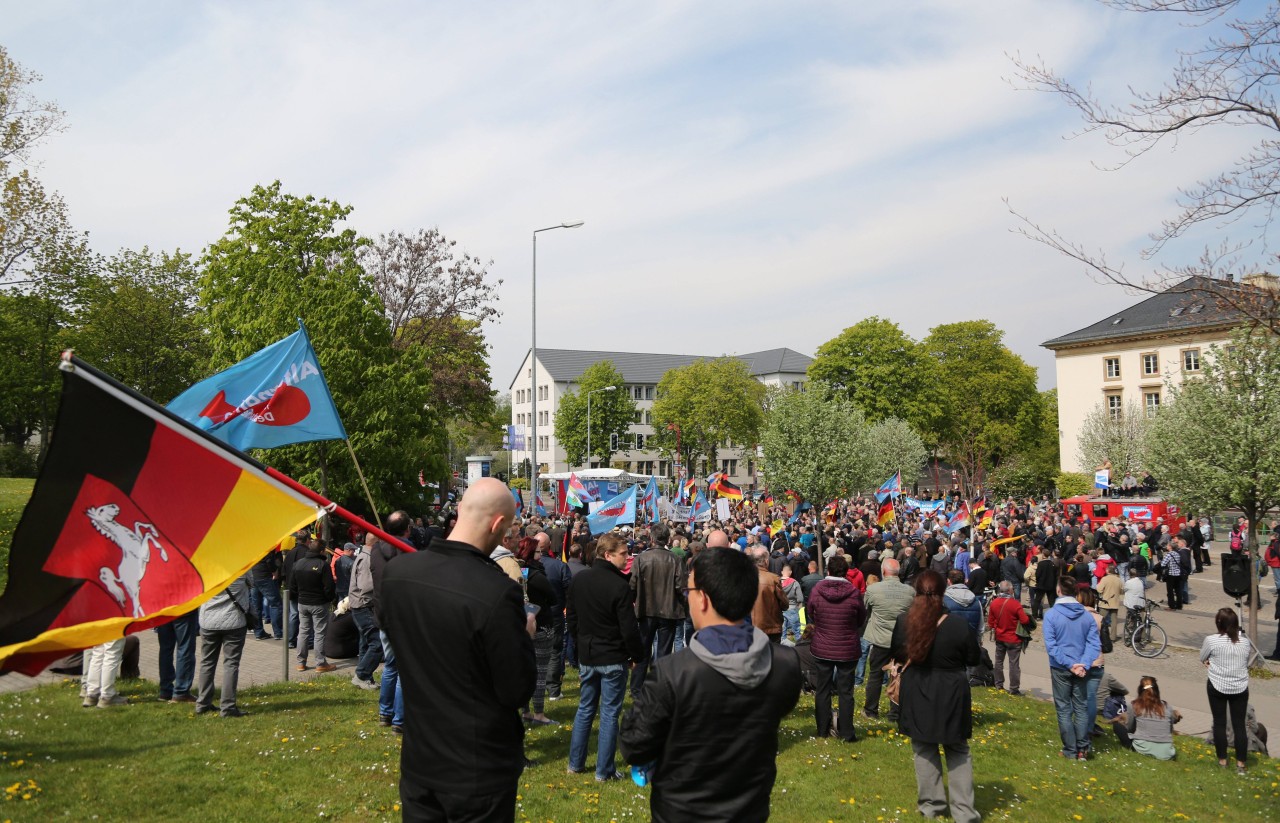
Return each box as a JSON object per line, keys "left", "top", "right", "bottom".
{"left": 651, "top": 357, "right": 766, "bottom": 474}
{"left": 808, "top": 316, "right": 938, "bottom": 432}
{"left": 1144, "top": 327, "right": 1280, "bottom": 637}
{"left": 200, "top": 182, "right": 438, "bottom": 515}
{"left": 75, "top": 248, "right": 208, "bottom": 403}
{"left": 553, "top": 361, "right": 635, "bottom": 468}
{"left": 761, "top": 384, "right": 873, "bottom": 567}
{"left": 921, "top": 320, "right": 1041, "bottom": 493}
{"left": 361, "top": 228, "right": 500, "bottom": 422}
{"left": 1077, "top": 401, "right": 1148, "bottom": 479}
{"left": 867, "top": 417, "right": 927, "bottom": 492}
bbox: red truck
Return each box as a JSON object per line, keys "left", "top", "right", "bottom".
{"left": 1060, "top": 495, "right": 1187, "bottom": 533}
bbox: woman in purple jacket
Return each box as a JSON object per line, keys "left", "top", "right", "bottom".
{"left": 806, "top": 554, "right": 868, "bottom": 742}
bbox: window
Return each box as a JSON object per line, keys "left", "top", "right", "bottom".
{"left": 645, "top": 385, "right": 654, "bottom": 400}
{"left": 1092, "top": 504, "right": 1110, "bottom": 519}
{"left": 637, "top": 460, "right": 654, "bottom": 475}
{"left": 541, "top": 411, "right": 549, "bottom": 426}
{"left": 633, "top": 410, "right": 643, "bottom": 424}
{"left": 720, "top": 459, "right": 737, "bottom": 476}
{"left": 1183, "top": 348, "right": 1201, "bottom": 372}
{"left": 538, "top": 436, "right": 548, "bottom": 451}
{"left": 644, "top": 410, "right": 652, "bottom": 425}
{"left": 632, "top": 385, "right": 642, "bottom": 400}
{"left": 1107, "top": 393, "right": 1123, "bottom": 420}
{"left": 792, "top": 381, "right": 804, "bottom": 392}
{"left": 747, "top": 459, "right": 755, "bottom": 477}
{"left": 1104, "top": 357, "right": 1121, "bottom": 380}
{"left": 659, "top": 460, "right": 670, "bottom": 477}
{"left": 1144, "top": 391, "right": 1161, "bottom": 418}
{"left": 1141, "top": 353, "right": 1159, "bottom": 376}
{"left": 635, "top": 433, "right": 645, "bottom": 450}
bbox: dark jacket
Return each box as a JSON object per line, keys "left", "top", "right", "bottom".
{"left": 369, "top": 538, "right": 404, "bottom": 627}
{"left": 1000, "top": 553, "right": 1025, "bottom": 585}
{"left": 289, "top": 550, "right": 335, "bottom": 606}
{"left": 251, "top": 550, "right": 280, "bottom": 584}
{"left": 799, "top": 571, "right": 824, "bottom": 601}
{"left": 619, "top": 630, "right": 801, "bottom": 823}
{"left": 381, "top": 537, "right": 536, "bottom": 795}
{"left": 1034, "top": 557, "right": 1058, "bottom": 592}
{"left": 891, "top": 612, "right": 981, "bottom": 745}
{"left": 807, "top": 577, "right": 867, "bottom": 662}
{"left": 567, "top": 560, "right": 646, "bottom": 666}
{"left": 540, "top": 554, "right": 572, "bottom": 611}
{"left": 522, "top": 560, "right": 557, "bottom": 631}
{"left": 630, "top": 546, "right": 686, "bottom": 620}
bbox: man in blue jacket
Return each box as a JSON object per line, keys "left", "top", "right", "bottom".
{"left": 1043, "top": 576, "right": 1102, "bottom": 759}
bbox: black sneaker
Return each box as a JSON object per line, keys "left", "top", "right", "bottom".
{"left": 221, "top": 707, "right": 248, "bottom": 718}
{"left": 392, "top": 725, "right": 404, "bottom": 735}
{"left": 378, "top": 714, "right": 393, "bottom": 727}
{"left": 595, "top": 770, "right": 626, "bottom": 782}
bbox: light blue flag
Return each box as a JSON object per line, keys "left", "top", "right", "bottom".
{"left": 511, "top": 487, "right": 524, "bottom": 518}
{"left": 587, "top": 486, "right": 638, "bottom": 535}
{"left": 688, "top": 490, "right": 711, "bottom": 525}
{"left": 640, "top": 476, "right": 660, "bottom": 522}
{"left": 167, "top": 323, "right": 347, "bottom": 450}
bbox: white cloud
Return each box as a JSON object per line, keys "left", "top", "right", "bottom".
{"left": 0, "top": 0, "right": 1246, "bottom": 394}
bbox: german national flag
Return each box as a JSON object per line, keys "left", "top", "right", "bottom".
{"left": 0, "top": 358, "right": 317, "bottom": 675}
{"left": 761, "top": 492, "right": 775, "bottom": 507}
{"left": 710, "top": 477, "right": 743, "bottom": 501}
{"left": 876, "top": 498, "right": 895, "bottom": 527}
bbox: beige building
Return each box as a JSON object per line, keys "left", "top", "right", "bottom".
{"left": 1043, "top": 274, "right": 1272, "bottom": 473}
{"left": 508, "top": 347, "right": 812, "bottom": 485}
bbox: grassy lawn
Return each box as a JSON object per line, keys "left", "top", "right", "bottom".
{"left": 0, "top": 477, "right": 34, "bottom": 595}
{"left": 1, "top": 671, "right": 1278, "bottom": 822}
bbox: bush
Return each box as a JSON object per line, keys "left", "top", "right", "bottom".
{"left": 509, "top": 477, "right": 529, "bottom": 490}
{"left": 1055, "top": 471, "right": 1092, "bottom": 498}
{"left": 0, "top": 444, "right": 36, "bottom": 478}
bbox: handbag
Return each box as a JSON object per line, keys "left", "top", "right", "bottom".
{"left": 1015, "top": 616, "right": 1034, "bottom": 641}
{"left": 1100, "top": 630, "right": 1113, "bottom": 654}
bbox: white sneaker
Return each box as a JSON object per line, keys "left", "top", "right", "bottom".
{"left": 350, "top": 674, "right": 377, "bottom": 690}
{"left": 97, "top": 695, "right": 128, "bottom": 708}
{"left": 82, "top": 694, "right": 98, "bottom": 708}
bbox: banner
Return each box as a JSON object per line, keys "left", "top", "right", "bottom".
{"left": 673, "top": 504, "right": 713, "bottom": 523}
{"left": 167, "top": 324, "right": 346, "bottom": 450}
{"left": 716, "top": 498, "right": 731, "bottom": 521}
{"left": 1094, "top": 469, "right": 1110, "bottom": 490}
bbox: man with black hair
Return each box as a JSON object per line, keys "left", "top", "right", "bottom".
{"left": 620, "top": 547, "right": 801, "bottom": 822}
{"left": 629, "top": 522, "right": 685, "bottom": 698}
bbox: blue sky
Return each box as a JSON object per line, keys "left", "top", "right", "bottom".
{"left": 3, "top": 1, "right": 1252, "bottom": 391}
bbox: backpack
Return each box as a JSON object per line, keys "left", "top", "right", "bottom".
{"left": 1231, "top": 531, "right": 1244, "bottom": 552}
{"left": 968, "top": 646, "right": 995, "bottom": 687}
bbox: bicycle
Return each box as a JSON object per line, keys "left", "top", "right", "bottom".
{"left": 1128, "top": 600, "right": 1168, "bottom": 658}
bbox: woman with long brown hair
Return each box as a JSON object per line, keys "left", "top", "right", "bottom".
{"left": 1117, "top": 675, "right": 1180, "bottom": 760}
{"left": 890, "top": 569, "right": 982, "bottom": 823}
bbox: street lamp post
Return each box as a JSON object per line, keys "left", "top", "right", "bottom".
{"left": 531, "top": 221, "right": 584, "bottom": 508}
{"left": 586, "top": 385, "right": 617, "bottom": 471}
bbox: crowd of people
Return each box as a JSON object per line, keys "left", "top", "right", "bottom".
{"left": 70, "top": 477, "right": 1276, "bottom": 821}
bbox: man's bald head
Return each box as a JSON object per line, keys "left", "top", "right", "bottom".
{"left": 881, "top": 558, "right": 901, "bottom": 578}
{"left": 750, "top": 546, "right": 768, "bottom": 568}
{"left": 706, "top": 529, "right": 731, "bottom": 549}
{"left": 453, "top": 478, "right": 517, "bottom": 554}
{"left": 535, "top": 531, "right": 551, "bottom": 555}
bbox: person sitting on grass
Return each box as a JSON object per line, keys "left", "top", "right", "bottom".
{"left": 1114, "top": 675, "right": 1180, "bottom": 760}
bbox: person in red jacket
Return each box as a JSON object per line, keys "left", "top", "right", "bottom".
{"left": 986, "top": 580, "right": 1032, "bottom": 695}
{"left": 807, "top": 554, "right": 868, "bottom": 742}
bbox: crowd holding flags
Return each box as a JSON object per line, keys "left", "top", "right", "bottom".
{"left": 687, "top": 489, "right": 711, "bottom": 525}
{"left": 875, "top": 471, "right": 902, "bottom": 502}
{"left": 946, "top": 502, "right": 971, "bottom": 534}
{"left": 709, "top": 474, "right": 743, "bottom": 501}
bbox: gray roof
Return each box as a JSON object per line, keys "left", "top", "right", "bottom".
{"left": 1041, "top": 275, "right": 1252, "bottom": 350}
{"left": 513, "top": 347, "right": 812, "bottom": 387}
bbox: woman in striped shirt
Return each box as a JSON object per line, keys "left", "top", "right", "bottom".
{"left": 1200, "top": 607, "right": 1252, "bottom": 773}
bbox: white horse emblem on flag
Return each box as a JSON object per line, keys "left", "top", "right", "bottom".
{"left": 85, "top": 503, "right": 169, "bottom": 618}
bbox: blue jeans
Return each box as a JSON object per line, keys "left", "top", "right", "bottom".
{"left": 782, "top": 610, "right": 802, "bottom": 644}
{"left": 631, "top": 617, "right": 678, "bottom": 697}
{"left": 1083, "top": 666, "right": 1104, "bottom": 732}
{"left": 156, "top": 612, "right": 198, "bottom": 698}
{"left": 854, "top": 637, "right": 872, "bottom": 686}
{"left": 379, "top": 630, "right": 403, "bottom": 725}
{"left": 569, "top": 663, "right": 628, "bottom": 779}
{"left": 255, "top": 580, "right": 282, "bottom": 638}
{"left": 352, "top": 607, "right": 382, "bottom": 679}
{"left": 1050, "top": 666, "right": 1092, "bottom": 755}
{"left": 1271, "top": 567, "right": 1280, "bottom": 592}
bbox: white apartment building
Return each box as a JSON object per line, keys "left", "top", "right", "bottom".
{"left": 1043, "top": 274, "right": 1273, "bottom": 473}
{"left": 508, "top": 348, "right": 812, "bottom": 485}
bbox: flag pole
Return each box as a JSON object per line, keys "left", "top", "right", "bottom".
{"left": 264, "top": 467, "right": 413, "bottom": 553}
{"left": 344, "top": 439, "right": 383, "bottom": 529}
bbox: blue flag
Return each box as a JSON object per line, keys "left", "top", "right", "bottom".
{"left": 640, "top": 476, "right": 660, "bottom": 522}
{"left": 688, "top": 490, "right": 711, "bottom": 525}
{"left": 587, "top": 486, "right": 637, "bottom": 535}
{"left": 168, "top": 324, "right": 347, "bottom": 450}
{"left": 511, "top": 487, "right": 524, "bottom": 518}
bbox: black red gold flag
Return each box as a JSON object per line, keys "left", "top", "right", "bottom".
{"left": 0, "top": 357, "right": 318, "bottom": 675}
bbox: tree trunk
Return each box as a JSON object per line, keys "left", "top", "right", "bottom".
{"left": 1246, "top": 511, "right": 1260, "bottom": 642}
